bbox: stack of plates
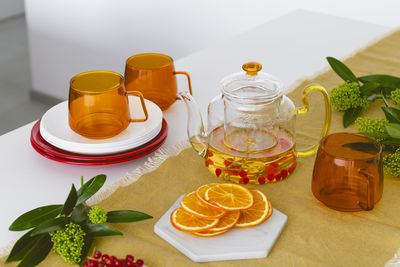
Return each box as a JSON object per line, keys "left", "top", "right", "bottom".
{"left": 30, "top": 99, "right": 167, "bottom": 165}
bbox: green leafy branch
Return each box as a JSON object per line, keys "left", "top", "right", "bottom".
{"left": 6, "top": 174, "right": 152, "bottom": 266}
{"left": 327, "top": 56, "right": 400, "bottom": 127}
{"left": 327, "top": 57, "right": 400, "bottom": 177}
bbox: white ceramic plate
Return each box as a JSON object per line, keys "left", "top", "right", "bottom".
{"left": 154, "top": 195, "right": 287, "bottom": 263}
{"left": 40, "top": 97, "right": 163, "bottom": 155}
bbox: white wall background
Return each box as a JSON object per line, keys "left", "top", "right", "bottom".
{"left": 25, "top": 0, "right": 400, "bottom": 99}
{"left": 0, "top": 0, "right": 24, "bottom": 20}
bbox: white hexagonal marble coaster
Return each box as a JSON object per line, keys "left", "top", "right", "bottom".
{"left": 154, "top": 195, "right": 288, "bottom": 263}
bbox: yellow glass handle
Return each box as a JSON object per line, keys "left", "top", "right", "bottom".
{"left": 126, "top": 90, "right": 149, "bottom": 122}
{"left": 174, "top": 71, "right": 193, "bottom": 95}
{"left": 295, "top": 84, "right": 331, "bottom": 157}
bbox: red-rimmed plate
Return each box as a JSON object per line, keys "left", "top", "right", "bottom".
{"left": 30, "top": 119, "right": 168, "bottom": 165}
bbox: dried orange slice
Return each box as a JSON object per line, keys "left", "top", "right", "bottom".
{"left": 235, "top": 189, "right": 271, "bottom": 228}
{"left": 205, "top": 184, "right": 254, "bottom": 211}
{"left": 191, "top": 229, "right": 228, "bottom": 237}
{"left": 170, "top": 208, "right": 219, "bottom": 232}
{"left": 181, "top": 191, "right": 226, "bottom": 219}
{"left": 195, "top": 183, "right": 221, "bottom": 209}
{"left": 207, "top": 210, "right": 240, "bottom": 232}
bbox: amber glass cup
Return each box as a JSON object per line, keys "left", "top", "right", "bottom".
{"left": 69, "top": 71, "right": 148, "bottom": 139}
{"left": 312, "top": 132, "right": 383, "bottom": 211}
{"left": 124, "top": 53, "right": 192, "bottom": 110}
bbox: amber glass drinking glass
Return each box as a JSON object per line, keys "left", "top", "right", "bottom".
{"left": 69, "top": 71, "right": 148, "bottom": 139}
{"left": 124, "top": 53, "right": 192, "bottom": 110}
{"left": 312, "top": 132, "right": 383, "bottom": 211}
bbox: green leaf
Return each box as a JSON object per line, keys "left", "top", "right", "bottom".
{"left": 359, "top": 82, "right": 380, "bottom": 97}
{"left": 18, "top": 234, "right": 52, "bottom": 267}
{"left": 6, "top": 230, "right": 40, "bottom": 263}
{"left": 71, "top": 204, "right": 88, "bottom": 223}
{"left": 9, "top": 205, "right": 63, "bottom": 231}
{"left": 61, "top": 184, "right": 78, "bottom": 216}
{"left": 107, "top": 210, "right": 153, "bottom": 223}
{"left": 30, "top": 217, "right": 68, "bottom": 236}
{"left": 79, "top": 234, "right": 94, "bottom": 266}
{"left": 386, "top": 123, "right": 400, "bottom": 139}
{"left": 382, "top": 107, "right": 400, "bottom": 123}
{"left": 327, "top": 57, "right": 358, "bottom": 84}
{"left": 343, "top": 106, "right": 363, "bottom": 128}
{"left": 359, "top": 75, "right": 400, "bottom": 90}
{"left": 342, "top": 142, "right": 378, "bottom": 154}
{"left": 85, "top": 223, "right": 123, "bottom": 237}
{"left": 77, "top": 174, "right": 106, "bottom": 205}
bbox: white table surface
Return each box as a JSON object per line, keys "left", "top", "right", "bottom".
{"left": 0, "top": 10, "right": 390, "bottom": 250}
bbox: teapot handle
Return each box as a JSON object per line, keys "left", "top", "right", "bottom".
{"left": 295, "top": 84, "right": 331, "bottom": 157}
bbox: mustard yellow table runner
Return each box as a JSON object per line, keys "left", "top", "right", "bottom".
{"left": 2, "top": 30, "right": 400, "bottom": 267}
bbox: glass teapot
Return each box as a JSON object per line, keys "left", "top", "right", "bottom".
{"left": 179, "top": 62, "right": 331, "bottom": 184}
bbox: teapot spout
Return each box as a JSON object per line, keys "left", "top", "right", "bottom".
{"left": 178, "top": 91, "right": 208, "bottom": 158}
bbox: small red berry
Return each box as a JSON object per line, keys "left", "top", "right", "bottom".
{"left": 258, "top": 176, "right": 266, "bottom": 184}
{"left": 215, "top": 168, "right": 222, "bottom": 176}
{"left": 272, "top": 162, "right": 279, "bottom": 168}
{"left": 126, "top": 255, "right": 134, "bottom": 262}
{"left": 267, "top": 173, "right": 275, "bottom": 181}
{"left": 275, "top": 174, "right": 282, "bottom": 181}
{"left": 208, "top": 151, "right": 213, "bottom": 157}
{"left": 89, "top": 260, "right": 98, "bottom": 267}
{"left": 205, "top": 159, "right": 214, "bottom": 167}
{"left": 281, "top": 169, "right": 288, "bottom": 178}
{"left": 102, "top": 255, "right": 111, "bottom": 265}
{"left": 224, "top": 159, "right": 232, "bottom": 166}
{"left": 94, "top": 251, "right": 102, "bottom": 259}
{"left": 83, "top": 262, "right": 89, "bottom": 267}
{"left": 241, "top": 177, "right": 249, "bottom": 184}
{"left": 126, "top": 260, "right": 135, "bottom": 267}
{"left": 239, "top": 170, "right": 247, "bottom": 177}
{"left": 114, "top": 259, "right": 124, "bottom": 266}
{"left": 111, "top": 256, "right": 117, "bottom": 263}
{"left": 288, "top": 162, "right": 297, "bottom": 173}
{"left": 136, "top": 259, "right": 144, "bottom": 266}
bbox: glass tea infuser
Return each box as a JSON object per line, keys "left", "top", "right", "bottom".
{"left": 179, "top": 62, "right": 331, "bottom": 184}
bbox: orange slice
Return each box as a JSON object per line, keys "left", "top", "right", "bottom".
{"left": 205, "top": 184, "right": 254, "bottom": 211}
{"left": 195, "top": 183, "right": 221, "bottom": 209}
{"left": 170, "top": 207, "right": 219, "bottom": 232}
{"left": 191, "top": 229, "right": 228, "bottom": 237}
{"left": 235, "top": 189, "right": 271, "bottom": 228}
{"left": 207, "top": 210, "right": 240, "bottom": 232}
{"left": 181, "top": 191, "right": 226, "bottom": 219}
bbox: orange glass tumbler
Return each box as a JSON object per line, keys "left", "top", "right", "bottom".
{"left": 69, "top": 71, "right": 148, "bottom": 139}
{"left": 124, "top": 53, "right": 192, "bottom": 110}
{"left": 312, "top": 132, "right": 383, "bottom": 211}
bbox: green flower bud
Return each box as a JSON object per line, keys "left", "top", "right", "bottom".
{"left": 50, "top": 222, "right": 85, "bottom": 264}
{"left": 88, "top": 206, "right": 108, "bottom": 224}
{"left": 355, "top": 117, "right": 390, "bottom": 139}
{"left": 390, "top": 88, "right": 400, "bottom": 106}
{"left": 384, "top": 148, "right": 400, "bottom": 177}
{"left": 330, "top": 82, "right": 369, "bottom": 111}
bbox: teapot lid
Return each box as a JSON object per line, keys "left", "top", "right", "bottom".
{"left": 220, "top": 62, "right": 284, "bottom": 103}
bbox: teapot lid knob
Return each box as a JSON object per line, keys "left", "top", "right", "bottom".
{"left": 242, "top": 62, "right": 262, "bottom": 76}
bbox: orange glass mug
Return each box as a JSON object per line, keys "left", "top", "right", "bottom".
{"left": 312, "top": 132, "right": 383, "bottom": 211}
{"left": 69, "top": 71, "right": 148, "bottom": 139}
{"left": 124, "top": 53, "right": 192, "bottom": 110}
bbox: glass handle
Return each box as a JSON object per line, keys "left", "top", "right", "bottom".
{"left": 126, "top": 90, "right": 149, "bottom": 122}
{"left": 295, "top": 84, "right": 331, "bottom": 157}
{"left": 174, "top": 71, "right": 193, "bottom": 96}
{"left": 358, "top": 169, "right": 374, "bottom": 211}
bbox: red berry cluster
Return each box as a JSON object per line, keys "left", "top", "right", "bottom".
{"left": 82, "top": 251, "right": 144, "bottom": 267}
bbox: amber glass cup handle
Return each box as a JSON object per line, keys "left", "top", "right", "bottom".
{"left": 295, "top": 84, "right": 331, "bottom": 157}
{"left": 125, "top": 90, "right": 148, "bottom": 122}
{"left": 174, "top": 71, "right": 193, "bottom": 96}
{"left": 357, "top": 169, "right": 374, "bottom": 211}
